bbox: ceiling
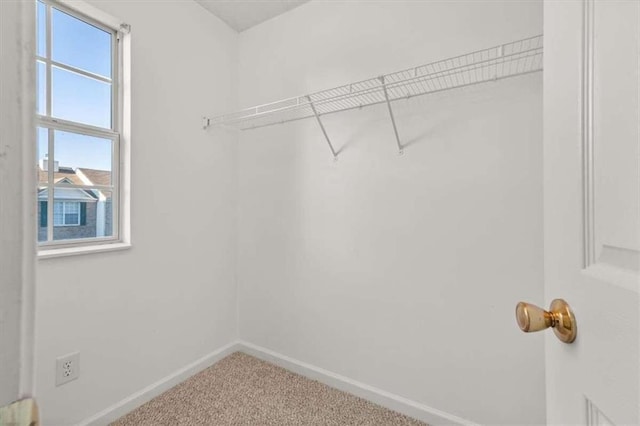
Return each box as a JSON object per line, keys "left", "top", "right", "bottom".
{"left": 194, "top": 0, "right": 310, "bottom": 32}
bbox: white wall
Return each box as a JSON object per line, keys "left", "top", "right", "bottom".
{"left": 34, "top": 2, "right": 238, "bottom": 424}
{"left": 236, "top": 2, "right": 545, "bottom": 424}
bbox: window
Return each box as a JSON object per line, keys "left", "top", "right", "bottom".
{"left": 54, "top": 201, "right": 81, "bottom": 226}
{"left": 36, "top": 0, "right": 125, "bottom": 249}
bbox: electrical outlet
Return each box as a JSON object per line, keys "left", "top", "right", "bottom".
{"left": 55, "top": 352, "right": 80, "bottom": 386}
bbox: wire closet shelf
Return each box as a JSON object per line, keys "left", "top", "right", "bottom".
{"left": 205, "top": 34, "right": 543, "bottom": 157}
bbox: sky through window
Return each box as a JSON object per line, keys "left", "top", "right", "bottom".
{"left": 37, "top": 0, "right": 113, "bottom": 172}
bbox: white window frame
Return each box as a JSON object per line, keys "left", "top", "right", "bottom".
{"left": 36, "top": 0, "right": 130, "bottom": 255}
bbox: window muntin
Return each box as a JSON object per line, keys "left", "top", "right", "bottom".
{"left": 36, "top": 0, "right": 120, "bottom": 248}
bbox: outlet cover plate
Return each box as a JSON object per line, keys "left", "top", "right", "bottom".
{"left": 55, "top": 352, "right": 80, "bottom": 386}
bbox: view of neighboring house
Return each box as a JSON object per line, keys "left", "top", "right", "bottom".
{"left": 38, "top": 158, "right": 113, "bottom": 242}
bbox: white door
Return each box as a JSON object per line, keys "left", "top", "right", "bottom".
{"left": 541, "top": 0, "right": 640, "bottom": 424}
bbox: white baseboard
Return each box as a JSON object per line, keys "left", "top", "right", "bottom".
{"left": 237, "top": 341, "right": 478, "bottom": 426}
{"left": 77, "top": 341, "right": 241, "bottom": 426}
{"left": 77, "top": 339, "right": 477, "bottom": 426}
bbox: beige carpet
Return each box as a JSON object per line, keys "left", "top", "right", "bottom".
{"left": 112, "top": 352, "right": 426, "bottom": 426}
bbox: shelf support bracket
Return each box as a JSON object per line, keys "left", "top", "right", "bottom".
{"left": 380, "top": 76, "right": 403, "bottom": 155}
{"left": 307, "top": 96, "right": 338, "bottom": 160}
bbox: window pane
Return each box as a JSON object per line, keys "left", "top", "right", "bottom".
{"left": 37, "top": 1, "right": 46, "bottom": 57}
{"left": 65, "top": 214, "right": 79, "bottom": 225}
{"left": 37, "top": 60, "right": 46, "bottom": 115}
{"left": 52, "top": 66, "right": 112, "bottom": 128}
{"left": 64, "top": 202, "right": 80, "bottom": 225}
{"left": 54, "top": 130, "right": 112, "bottom": 185}
{"left": 37, "top": 127, "right": 49, "bottom": 184}
{"left": 51, "top": 7, "right": 112, "bottom": 78}
{"left": 65, "top": 202, "right": 80, "bottom": 214}
{"left": 53, "top": 201, "right": 64, "bottom": 226}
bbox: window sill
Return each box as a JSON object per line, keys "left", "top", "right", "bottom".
{"left": 38, "top": 242, "right": 131, "bottom": 260}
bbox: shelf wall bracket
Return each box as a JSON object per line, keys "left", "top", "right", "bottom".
{"left": 380, "top": 76, "right": 404, "bottom": 155}
{"left": 307, "top": 96, "right": 338, "bottom": 160}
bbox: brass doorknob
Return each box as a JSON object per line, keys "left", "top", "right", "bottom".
{"left": 515, "top": 299, "right": 577, "bottom": 343}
